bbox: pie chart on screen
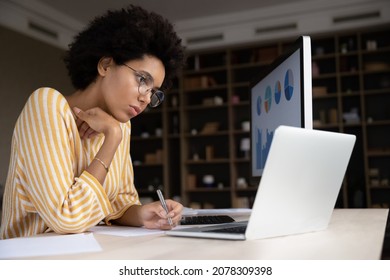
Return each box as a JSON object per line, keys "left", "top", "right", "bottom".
{"left": 256, "top": 96, "right": 262, "bottom": 115}
{"left": 274, "top": 80, "right": 281, "bottom": 104}
{"left": 284, "top": 69, "right": 294, "bottom": 101}
{"left": 264, "top": 86, "right": 272, "bottom": 113}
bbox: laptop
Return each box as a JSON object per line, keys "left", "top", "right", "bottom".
{"left": 166, "top": 125, "right": 356, "bottom": 240}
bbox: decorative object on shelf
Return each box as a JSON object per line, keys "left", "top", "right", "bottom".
{"left": 340, "top": 38, "right": 356, "bottom": 54}
{"left": 343, "top": 108, "right": 360, "bottom": 124}
{"left": 189, "top": 202, "right": 201, "bottom": 209}
{"left": 187, "top": 174, "right": 197, "bottom": 189}
{"left": 369, "top": 168, "right": 379, "bottom": 177}
{"left": 369, "top": 168, "right": 389, "bottom": 188}
{"left": 214, "top": 96, "right": 224, "bottom": 105}
{"left": 236, "top": 177, "right": 248, "bottom": 189}
{"left": 202, "top": 96, "right": 224, "bottom": 106}
{"left": 144, "top": 149, "right": 163, "bottom": 164}
{"left": 241, "top": 121, "right": 250, "bottom": 132}
{"left": 191, "top": 145, "right": 200, "bottom": 160}
{"left": 328, "top": 108, "right": 338, "bottom": 124}
{"left": 190, "top": 129, "right": 198, "bottom": 135}
{"left": 364, "top": 62, "right": 389, "bottom": 72}
{"left": 231, "top": 95, "right": 240, "bottom": 104}
{"left": 312, "top": 86, "right": 327, "bottom": 97}
{"left": 203, "top": 202, "right": 215, "bottom": 209}
{"left": 205, "top": 145, "right": 214, "bottom": 160}
{"left": 183, "top": 75, "right": 217, "bottom": 90}
{"left": 319, "top": 109, "right": 339, "bottom": 125}
{"left": 366, "top": 40, "right": 377, "bottom": 50}
{"left": 240, "top": 138, "right": 250, "bottom": 159}
{"left": 234, "top": 197, "right": 250, "bottom": 208}
{"left": 202, "top": 175, "right": 215, "bottom": 188}
{"left": 141, "top": 132, "right": 150, "bottom": 138}
{"left": 200, "top": 122, "right": 219, "bottom": 134}
{"left": 202, "top": 97, "right": 215, "bottom": 106}
{"left": 313, "top": 120, "right": 322, "bottom": 127}
{"left": 155, "top": 128, "right": 162, "bottom": 137}
{"left": 341, "top": 43, "right": 348, "bottom": 54}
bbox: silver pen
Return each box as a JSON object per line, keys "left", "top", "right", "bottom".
{"left": 157, "top": 189, "right": 173, "bottom": 226}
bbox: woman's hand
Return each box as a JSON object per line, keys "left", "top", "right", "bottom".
{"left": 140, "top": 200, "right": 183, "bottom": 230}
{"left": 73, "top": 107, "right": 122, "bottom": 141}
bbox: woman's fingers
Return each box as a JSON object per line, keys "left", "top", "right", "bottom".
{"left": 87, "top": 131, "right": 99, "bottom": 138}
{"left": 78, "top": 122, "right": 90, "bottom": 138}
{"left": 84, "top": 127, "right": 97, "bottom": 138}
{"left": 73, "top": 107, "right": 100, "bottom": 139}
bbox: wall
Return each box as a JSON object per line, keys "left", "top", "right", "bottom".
{"left": 176, "top": 0, "right": 390, "bottom": 50}
{"left": 0, "top": 25, "right": 73, "bottom": 196}
{"left": 1, "top": 0, "right": 389, "bottom": 51}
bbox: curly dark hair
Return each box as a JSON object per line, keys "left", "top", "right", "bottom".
{"left": 64, "top": 5, "right": 185, "bottom": 90}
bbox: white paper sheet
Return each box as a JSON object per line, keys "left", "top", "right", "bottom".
{"left": 90, "top": 225, "right": 165, "bottom": 237}
{"left": 0, "top": 233, "right": 102, "bottom": 259}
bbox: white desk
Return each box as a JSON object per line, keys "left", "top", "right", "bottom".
{"left": 22, "top": 208, "right": 388, "bottom": 260}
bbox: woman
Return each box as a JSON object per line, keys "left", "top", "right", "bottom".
{"left": 1, "top": 5, "right": 185, "bottom": 239}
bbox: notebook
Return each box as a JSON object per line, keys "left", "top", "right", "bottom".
{"left": 166, "top": 126, "right": 356, "bottom": 240}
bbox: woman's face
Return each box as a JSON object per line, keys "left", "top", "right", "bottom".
{"left": 100, "top": 55, "right": 165, "bottom": 123}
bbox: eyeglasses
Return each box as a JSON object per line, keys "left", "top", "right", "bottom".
{"left": 122, "top": 63, "right": 164, "bottom": 108}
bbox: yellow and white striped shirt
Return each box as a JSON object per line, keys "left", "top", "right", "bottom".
{"left": 1, "top": 88, "right": 140, "bottom": 239}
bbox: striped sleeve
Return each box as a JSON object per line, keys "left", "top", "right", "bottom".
{"left": 104, "top": 122, "right": 141, "bottom": 223}
{"left": 16, "top": 88, "right": 112, "bottom": 234}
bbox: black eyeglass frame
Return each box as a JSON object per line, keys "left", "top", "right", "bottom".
{"left": 122, "top": 63, "right": 164, "bottom": 108}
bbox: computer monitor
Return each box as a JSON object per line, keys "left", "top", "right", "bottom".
{"left": 250, "top": 36, "right": 313, "bottom": 177}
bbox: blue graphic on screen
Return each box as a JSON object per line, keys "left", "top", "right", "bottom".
{"left": 274, "top": 81, "right": 281, "bottom": 104}
{"left": 264, "top": 86, "right": 272, "bottom": 113}
{"left": 251, "top": 50, "right": 301, "bottom": 176}
{"left": 256, "top": 128, "right": 274, "bottom": 169}
{"left": 256, "top": 96, "right": 262, "bottom": 115}
{"left": 284, "top": 69, "right": 294, "bottom": 100}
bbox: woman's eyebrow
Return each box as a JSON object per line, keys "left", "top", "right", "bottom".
{"left": 140, "top": 71, "right": 162, "bottom": 89}
{"left": 139, "top": 70, "right": 154, "bottom": 81}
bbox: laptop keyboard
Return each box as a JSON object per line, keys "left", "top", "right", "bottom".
{"left": 204, "top": 225, "right": 247, "bottom": 234}
{"left": 180, "top": 215, "right": 235, "bottom": 225}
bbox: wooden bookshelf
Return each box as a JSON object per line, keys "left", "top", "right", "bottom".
{"left": 132, "top": 24, "right": 390, "bottom": 209}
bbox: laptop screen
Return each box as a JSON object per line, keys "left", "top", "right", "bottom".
{"left": 250, "top": 36, "right": 313, "bottom": 177}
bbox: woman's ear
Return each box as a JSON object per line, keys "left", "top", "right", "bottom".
{"left": 97, "top": 57, "right": 113, "bottom": 76}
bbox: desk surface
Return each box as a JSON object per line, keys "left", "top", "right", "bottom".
{"left": 28, "top": 208, "right": 389, "bottom": 260}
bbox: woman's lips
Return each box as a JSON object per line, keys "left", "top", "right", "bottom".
{"left": 128, "top": 105, "right": 141, "bottom": 117}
